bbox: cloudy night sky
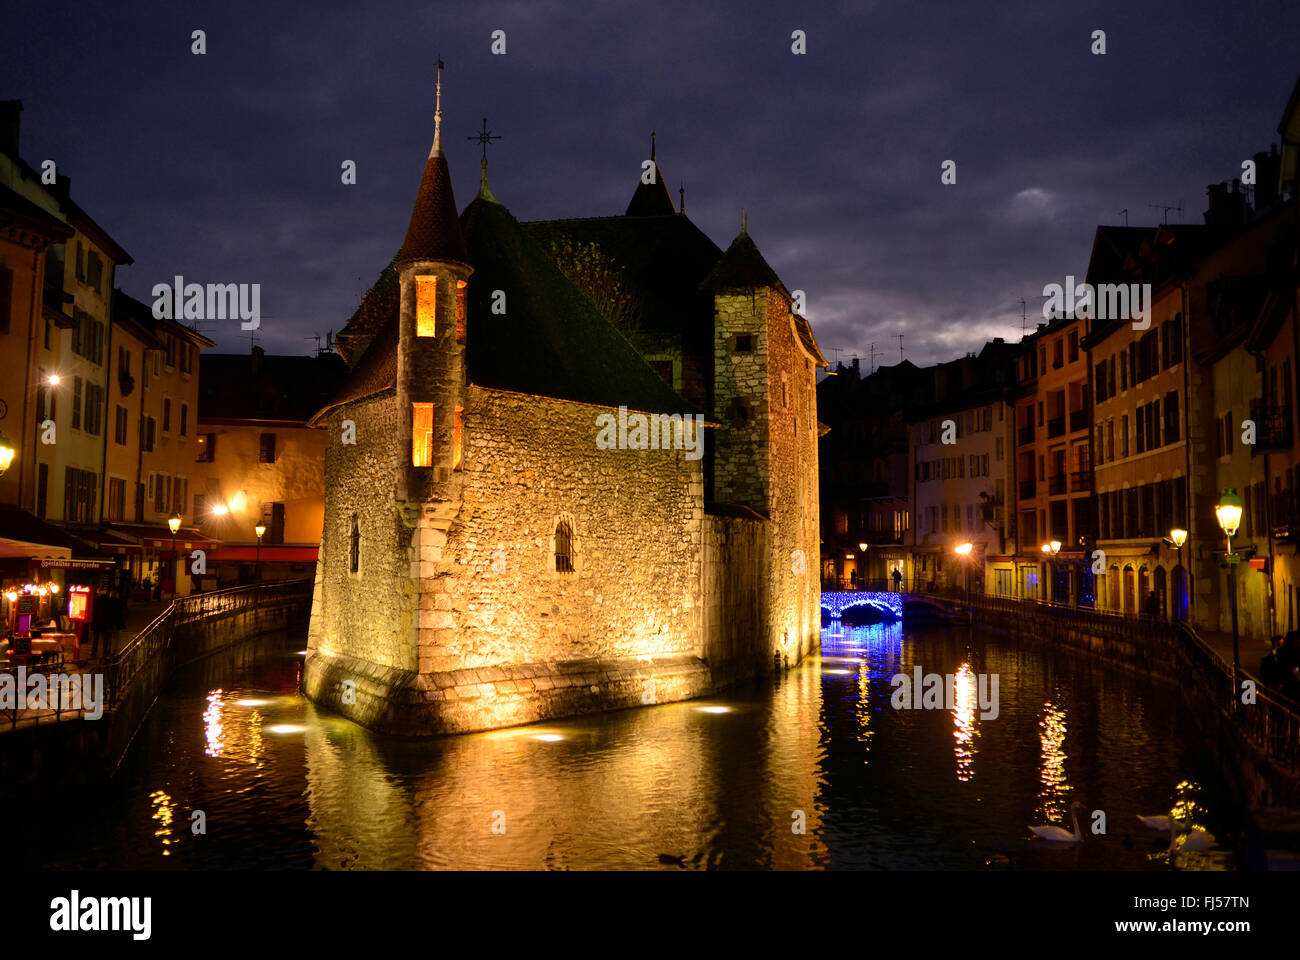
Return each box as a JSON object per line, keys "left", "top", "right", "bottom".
{"left": 5, "top": 1, "right": 1298, "bottom": 368}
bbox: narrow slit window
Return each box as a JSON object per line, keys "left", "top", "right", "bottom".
{"left": 456, "top": 280, "right": 467, "bottom": 341}
{"left": 555, "top": 520, "right": 574, "bottom": 573}
{"left": 412, "top": 402, "right": 434, "bottom": 466}
{"left": 453, "top": 406, "right": 463, "bottom": 470}
{"left": 349, "top": 516, "right": 360, "bottom": 573}
{"left": 416, "top": 276, "right": 437, "bottom": 337}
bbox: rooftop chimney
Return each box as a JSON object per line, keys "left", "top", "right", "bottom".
{"left": 1254, "top": 144, "right": 1281, "bottom": 210}
{"left": 852, "top": 357, "right": 860, "bottom": 378}
{"left": 0, "top": 100, "right": 21, "bottom": 157}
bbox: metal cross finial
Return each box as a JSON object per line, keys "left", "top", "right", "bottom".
{"left": 679, "top": 183, "right": 685, "bottom": 214}
{"left": 469, "top": 117, "right": 502, "bottom": 164}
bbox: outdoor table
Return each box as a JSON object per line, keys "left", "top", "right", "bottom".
{"left": 4, "top": 638, "right": 63, "bottom": 666}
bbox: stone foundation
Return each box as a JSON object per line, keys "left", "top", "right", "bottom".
{"left": 303, "top": 650, "right": 715, "bottom": 736}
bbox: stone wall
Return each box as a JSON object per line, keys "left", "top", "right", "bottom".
{"left": 309, "top": 391, "right": 415, "bottom": 672}
{"left": 701, "top": 508, "right": 769, "bottom": 683}
{"left": 762, "top": 289, "right": 822, "bottom": 662}
{"left": 712, "top": 292, "right": 769, "bottom": 509}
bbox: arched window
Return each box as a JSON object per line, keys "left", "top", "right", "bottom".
{"left": 554, "top": 520, "right": 574, "bottom": 573}
{"left": 349, "top": 516, "right": 360, "bottom": 573}
{"left": 1123, "top": 565, "right": 1136, "bottom": 615}
{"left": 1109, "top": 564, "right": 1120, "bottom": 611}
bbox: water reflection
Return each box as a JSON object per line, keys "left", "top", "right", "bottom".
{"left": 23, "top": 622, "right": 1239, "bottom": 870}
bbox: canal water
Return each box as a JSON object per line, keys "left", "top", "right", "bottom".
{"left": 27, "top": 621, "right": 1238, "bottom": 870}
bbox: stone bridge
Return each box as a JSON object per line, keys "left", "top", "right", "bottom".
{"left": 819, "top": 590, "right": 903, "bottom": 621}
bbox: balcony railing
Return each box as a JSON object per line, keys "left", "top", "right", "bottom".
{"left": 1018, "top": 479, "right": 1037, "bottom": 501}
{"left": 1069, "top": 410, "right": 1088, "bottom": 433}
{"left": 1047, "top": 416, "right": 1066, "bottom": 438}
{"left": 1071, "top": 469, "right": 1093, "bottom": 492}
{"left": 1048, "top": 474, "right": 1067, "bottom": 495}
{"left": 1017, "top": 425, "right": 1035, "bottom": 447}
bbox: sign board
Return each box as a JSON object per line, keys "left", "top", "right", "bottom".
{"left": 39, "top": 558, "right": 116, "bottom": 569}
{"left": 68, "top": 585, "right": 92, "bottom": 622}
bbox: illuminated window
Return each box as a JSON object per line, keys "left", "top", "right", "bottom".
{"left": 456, "top": 280, "right": 467, "bottom": 341}
{"left": 453, "top": 406, "right": 463, "bottom": 470}
{"left": 554, "top": 520, "right": 574, "bottom": 573}
{"left": 416, "top": 276, "right": 437, "bottom": 337}
{"left": 412, "top": 402, "right": 434, "bottom": 466}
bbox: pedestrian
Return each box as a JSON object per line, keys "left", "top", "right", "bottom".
{"left": 1279, "top": 632, "right": 1300, "bottom": 703}
{"left": 891, "top": 567, "right": 903, "bottom": 592}
{"left": 1260, "top": 636, "right": 1284, "bottom": 689}
{"left": 90, "top": 587, "right": 110, "bottom": 660}
{"left": 111, "top": 588, "right": 126, "bottom": 656}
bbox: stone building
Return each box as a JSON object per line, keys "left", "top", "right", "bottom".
{"left": 906, "top": 340, "right": 1018, "bottom": 596}
{"left": 191, "top": 345, "right": 348, "bottom": 587}
{"left": 817, "top": 358, "right": 928, "bottom": 590}
{"left": 303, "top": 73, "right": 825, "bottom": 735}
{"left": 1012, "top": 314, "right": 1095, "bottom": 603}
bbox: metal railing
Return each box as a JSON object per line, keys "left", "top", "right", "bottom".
{"left": 847, "top": 581, "right": 1300, "bottom": 780}
{"left": 1047, "top": 416, "right": 1065, "bottom": 438}
{"left": 107, "top": 579, "right": 312, "bottom": 707}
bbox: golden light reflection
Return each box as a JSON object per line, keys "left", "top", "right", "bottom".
{"left": 1037, "top": 700, "right": 1070, "bottom": 822}
{"left": 952, "top": 662, "right": 976, "bottom": 783}
{"left": 150, "top": 789, "right": 176, "bottom": 856}
{"left": 203, "top": 689, "right": 225, "bottom": 758}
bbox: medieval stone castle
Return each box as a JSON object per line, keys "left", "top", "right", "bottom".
{"left": 303, "top": 71, "right": 825, "bottom": 734}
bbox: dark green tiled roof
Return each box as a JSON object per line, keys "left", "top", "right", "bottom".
{"left": 625, "top": 162, "right": 675, "bottom": 216}
{"left": 461, "top": 196, "right": 699, "bottom": 416}
{"left": 522, "top": 214, "right": 722, "bottom": 339}
{"left": 703, "top": 231, "right": 783, "bottom": 293}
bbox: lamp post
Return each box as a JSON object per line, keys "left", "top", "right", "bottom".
{"left": 1169, "top": 527, "right": 1188, "bottom": 621}
{"left": 255, "top": 523, "right": 267, "bottom": 583}
{"left": 858, "top": 542, "right": 869, "bottom": 589}
{"left": 1215, "top": 489, "right": 1243, "bottom": 673}
{"left": 167, "top": 512, "right": 182, "bottom": 603}
{"left": 1041, "top": 540, "right": 1061, "bottom": 602}
{"left": 955, "top": 542, "right": 973, "bottom": 605}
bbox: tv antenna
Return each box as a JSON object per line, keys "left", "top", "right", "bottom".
{"left": 1118, "top": 208, "right": 1128, "bottom": 226}
{"left": 1147, "top": 200, "right": 1183, "bottom": 224}
{"left": 897, "top": 334, "right": 905, "bottom": 362}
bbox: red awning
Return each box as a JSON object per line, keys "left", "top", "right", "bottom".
{"left": 207, "top": 545, "right": 319, "bottom": 563}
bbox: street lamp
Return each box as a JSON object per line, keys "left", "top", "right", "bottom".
{"left": 955, "top": 542, "right": 973, "bottom": 604}
{"left": 0, "top": 432, "right": 14, "bottom": 477}
{"left": 255, "top": 522, "right": 267, "bottom": 583}
{"left": 1042, "top": 540, "right": 1061, "bottom": 603}
{"left": 1169, "top": 528, "right": 1188, "bottom": 621}
{"left": 1215, "top": 489, "right": 1243, "bottom": 672}
{"left": 167, "top": 512, "right": 182, "bottom": 603}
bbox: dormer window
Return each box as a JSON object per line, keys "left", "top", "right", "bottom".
{"left": 416, "top": 276, "right": 437, "bottom": 337}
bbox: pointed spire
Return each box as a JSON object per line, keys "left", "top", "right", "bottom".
{"left": 679, "top": 183, "right": 685, "bottom": 215}
{"left": 625, "top": 130, "right": 675, "bottom": 216}
{"left": 431, "top": 58, "right": 444, "bottom": 157}
{"left": 740, "top": 208, "right": 748, "bottom": 234}
{"left": 399, "top": 59, "right": 468, "bottom": 265}
{"left": 478, "top": 155, "right": 497, "bottom": 202}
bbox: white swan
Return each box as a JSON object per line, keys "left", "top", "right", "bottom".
{"left": 1138, "top": 814, "right": 1188, "bottom": 832}
{"left": 1166, "top": 822, "right": 1215, "bottom": 858}
{"left": 1030, "top": 801, "right": 1085, "bottom": 842}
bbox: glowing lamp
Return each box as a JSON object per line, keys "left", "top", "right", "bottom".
{"left": 46, "top": 374, "right": 60, "bottom": 386}
{"left": 49, "top": 582, "right": 59, "bottom": 593}
{"left": 954, "top": 542, "right": 973, "bottom": 556}
{"left": 255, "top": 523, "right": 267, "bottom": 540}
{"left": 168, "top": 512, "right": 182, "bottom": 534}
{"left": 1170, "top": 528, "right": 1188, "bottom": 548}
{"left": 858, "top": 542, "right": 869, "bottom": 553}
{"left": 212, "top": 503, "right": 229, "bottom": 517}
{"left": 0, "top": 432, "right": 14, "bottom": 475}
{"left": 1215, "top": 489, "right": 1242, "bottom": 538}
